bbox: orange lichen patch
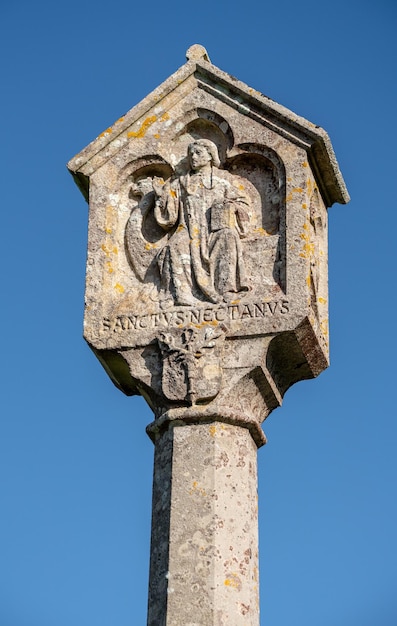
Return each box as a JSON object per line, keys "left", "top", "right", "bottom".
{"left": 170, "top": 189, "right": 177, "bottom": 198}
{"left": 253, "top": 227, "right": 267, "bottom": 236}
{"left": 177, "top": 224, "right": 185, "bottom": 233}
{"left": 238, "top": 184, "right": 245, "bottom": 191}
{"left": 224, "top": 574, "right": 241, "bottom": 590}
{"left": 306, "top": 275, "right": 311, "bottom": 287}
{"left": 302, "top": 203, "right": 307, "bottom": 210}
{"left": 299, "top": 243, "right": 315, "bottom": 258}
{"left": 320, "top": 319, "right": 329, "bottom": 336}
{"left": 302, "top": 161, "right": 308, "bottom": 167}
{"left": 116, "top": 116, "right": 124, "bottom": 124}
{"left": 299, "top": 225, "right": 314, "bottom": 258}
{"left": 144, "top": 242, "right": 158, "bottom": 251}
{"left": 292, "top": 187, "right": 303, "bottom": 193}
{"left": 154, "top": 133, "right": 160, "bottom": 139}
{"left": 114, "top": 283, "right": 125, "bottom": 294}
{"left": 105, "top": 205, "right": 117, "bottom": 237}
{"left": 189, "top": 481, "right": 207, "bottom": 496}
{"left": 105, "top": 262, "right": 114, "bottom": 274}
{"left": 286, "top": 192, "right": 293, "bottom": 202}
{"left": 127, "top": 115, "right": 157, "bottom": 138}
{"left": 300, "top": 227, "right": 310, "bottom": 241}
{"left": 209, "top": 425, "right": 217, "bottom": 437}
{"left": 318, "top": 297, "right": 327, "bottom": 305}
{"left": 99, "top": 127, "right": 112, "bottom": 138}
{"left": 101, "top": 243, "right": 111, "bottom": 256}
{"left": 161, "top": 111, "right": 170, "bottom": 121}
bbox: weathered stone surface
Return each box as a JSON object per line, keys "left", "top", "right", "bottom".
{"left": 68, "top": 44, "right": 349, "bottom": 625}
{"left": 147, "top": 421, "right": 259, "bottom": 626}
{"left": 68, "top": 44, "right": 348, "bottom": 420}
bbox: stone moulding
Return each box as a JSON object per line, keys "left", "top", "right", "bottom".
{"left": 68, "top": 44, "right": 349, "bottom": 437}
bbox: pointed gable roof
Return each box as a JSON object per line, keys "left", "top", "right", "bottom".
{"left": 68, "top": 44, "right": 349, "bottom": 207}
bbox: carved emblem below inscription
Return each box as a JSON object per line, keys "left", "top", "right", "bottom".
{"left": 158, "top": 325, "right": 227, "bottom": 405}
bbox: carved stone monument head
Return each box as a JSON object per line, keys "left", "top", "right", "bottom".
{"left": 68, "top": 44, "right": 349, "bottom": 443}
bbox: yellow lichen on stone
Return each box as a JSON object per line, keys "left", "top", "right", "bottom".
{"left": 127, "top": 115, "right": 157, "bottom": 138}
{"left": 224, "top": 574, "right": 241, "bottom": 590}
{"left": 189, "top": 481, "right": 207, "bottom": 497}
{"left": 114, "top": 283, "right": 125, "bottom": 294}
{"left": 99, "top": 127, "right": 112, "bottom": 138}
{"left": 299, "top": 224, "right": 315, "bottom": 258}
{"left": 320, "top": 319, "right": 329, "bottom": 336}
{"left": 144, "top": 242, "right": 158, "bottom": 251}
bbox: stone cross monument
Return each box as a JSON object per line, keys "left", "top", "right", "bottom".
{"left": 68, "top": 45, "right": 349, "bottom": 625}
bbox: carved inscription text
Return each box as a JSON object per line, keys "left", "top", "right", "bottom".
{"left": 103, "top": 299, "right": 289, "bottom": 334}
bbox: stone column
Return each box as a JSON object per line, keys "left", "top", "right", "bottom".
{"left": 68, "top": 43, "right": 349, "bottom": 626}
{"left": 147, "top": 418, "right": 262, "bottom": 626}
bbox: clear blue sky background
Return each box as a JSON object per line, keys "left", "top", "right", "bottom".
{"left": 1, "top": 1, "right": 396, "bottom": 624}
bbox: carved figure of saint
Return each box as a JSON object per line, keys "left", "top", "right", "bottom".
{"left": 153, "top": 139, "right": 251, "bottom": 308}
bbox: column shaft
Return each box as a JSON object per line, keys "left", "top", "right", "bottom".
{"left": 147, "top": 421, "right": 259, "bottom": 626}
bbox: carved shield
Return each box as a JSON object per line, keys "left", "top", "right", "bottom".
{"left": 159, "top": 327, "right": 225, "bottom": 405}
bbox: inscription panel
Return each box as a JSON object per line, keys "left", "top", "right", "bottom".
{"left": 102, "top": 299, "right": 289, "bottom": 335}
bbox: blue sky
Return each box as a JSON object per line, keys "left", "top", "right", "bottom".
{"left": 1, "top": 0, "right": 396, "bottom": 624}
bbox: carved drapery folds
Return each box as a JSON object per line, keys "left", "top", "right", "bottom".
{"left": 124, "top": 130, "right": 286, "bottom": 307}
